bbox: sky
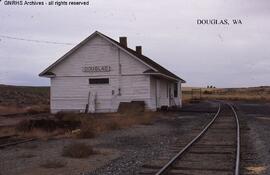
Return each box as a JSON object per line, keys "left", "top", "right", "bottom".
{"left": 0, "top": 0, "right": 269, "bottom": 88}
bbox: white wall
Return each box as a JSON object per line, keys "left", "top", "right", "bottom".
{"left": 149, "top": 76, "right": 182, "bottom": 109}
{"left": 50, "top": 35, "right": 152, "bottom": 113}
{"left": 173, "top": 82, "right": 182, "bottom": 107}
{"left": 49, "top": 34, "right": 182, "bottom": 113}
{"left": 149, "top": 76, "right": 157, "bottom": 110}
{"left": 149, "top": 76, "right": 170, "bottom": 108}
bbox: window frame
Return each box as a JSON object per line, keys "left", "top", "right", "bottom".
{"left": 89, "top": 78, "right": 109, "bottom": 85}
{"left": 174, "top": 83, "right": 178, "bottom": 97}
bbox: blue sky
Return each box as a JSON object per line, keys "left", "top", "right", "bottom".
{"left": 0, "top": 0, "right": 269, "bottom": 87}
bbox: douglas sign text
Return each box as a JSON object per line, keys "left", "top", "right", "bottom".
{"left": 82, "top": 66, "right": 111, "bottom": 73}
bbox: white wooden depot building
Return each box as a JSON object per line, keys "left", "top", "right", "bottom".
{"left": 39, "top": 31, "right": 185, "bottom": 113}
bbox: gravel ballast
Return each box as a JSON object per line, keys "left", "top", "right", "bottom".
{"left": 235, "top": 102, "right": 270, "bottom": 175}
{"left": 88, "top": 102, "right": 217, "bottom": 175}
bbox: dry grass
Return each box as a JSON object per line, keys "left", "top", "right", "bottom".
{"left": 0, "top": 127, "right": 16, "bottom": 137}
{"left": 246, "top": 166, "right": 267, "bottom": 174}
{"left": 16, "top": 118, "right": 80, "bottom": 133}
{"left": 0, "top": 104, "right": 49, "bottom": 115}
{"left": 0, "top": 85, "right": 49, "bottom": 117}
{"left": 136, "top": 112, "right": 154, "bottom": 125}
{"left": 18, "top": 128, "right": 61, "bottom": 139}
{"left": 15, "top": 119, "right": 76, "bottom": 139}
{"left": 18, "top": 153, "right": 36, "bottom": 159}
{"left": 41, "top": 160, "right": 66, "bottom": 169}
{"left": 0, "top": 105, "right": 26, "bottom": 115}
{"left": 12, "top": 110, "right": 156, "bottom": 140}
{"left": 62, "top": 143, "right": 95, "bottom": 158}
{"left": 0, "top": 85, "right": 49, "bottom": 107}
{"left": 19, "top": 143, "right": 38, "bottom": 149}
{"left": 26, "top": 105, "right": 50, "bottom": 114}
{"left": 77, "top": 119, "right": 95, "bottom": 139}
{"left": 83, "top": 112, "right": 154, "bottom": 133}
{"left": 55, "top": 112, "right": 82, "bottom": 122}
{"left": 60, "top": 111, "right": 156, "bottom": 139}
{"left": 182, "top": 86, "right": 270, "bottom": 103}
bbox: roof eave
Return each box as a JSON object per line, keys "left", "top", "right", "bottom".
{"left": 39, "top": 74, "right": 56, "bottom": 78}
{"left": 144, "top": 72, "right": 184, "bottom": 82}
{"left": 39, "top": 71, "right": 56, "bottom": 78}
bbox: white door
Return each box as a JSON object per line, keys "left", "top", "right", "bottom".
{"left": 87, "top": 91, "right": 96, "bottom": 113}
{"left": 155, "top": 79, "right": 161, "bottom": 108}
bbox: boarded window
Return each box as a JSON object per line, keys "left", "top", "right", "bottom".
{"left": 89, "top": 78, "right": 109, "bottom": 84}
{"left": 174, "top": 83, "right": 178, "bottom": 97}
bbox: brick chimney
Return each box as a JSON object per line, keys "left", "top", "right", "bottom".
{"left": 119, "top": 37, "right": 127, "bottom": 47}
{"left": 136, "top": 46, "right": 142, "bottom": 55}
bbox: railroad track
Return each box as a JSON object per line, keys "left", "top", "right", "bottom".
{"left": 0, "top": 135, "right": 37, "bottom": 149}
{"left": 140, "top": 102, "right": 240, "bottom": 175}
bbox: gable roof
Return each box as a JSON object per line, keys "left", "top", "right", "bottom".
{"left": 39, "top": 31, "right": 185, "bottom": 83}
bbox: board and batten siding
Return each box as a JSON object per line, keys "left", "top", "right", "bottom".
{"left": 50, "top": 35, "right": 152, "bottom": 113}
{"left": 149, "top": 76, "right": 182, "bottom": 109}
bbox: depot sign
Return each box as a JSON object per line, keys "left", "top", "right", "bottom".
{"left": 82, "top": 66, "right": 111, "bottom": 73}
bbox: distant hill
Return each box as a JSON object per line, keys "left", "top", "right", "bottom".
{"left": 0, "top": 84, "right": 50, "bottom": 107}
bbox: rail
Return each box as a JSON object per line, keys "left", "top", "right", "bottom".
{"left": 155, "top": 103, "right": 221, "bottom": 175}
{"left": 155, "top": 102, "right": 241, "bottom": 175}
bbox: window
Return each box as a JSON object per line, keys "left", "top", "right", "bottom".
{"left": 89, "top": 78, "right": 109, "bottom": 84}
{"left": 174, "top": 83, "right": 178, "bottom": 97}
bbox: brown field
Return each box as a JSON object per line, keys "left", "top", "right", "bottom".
{"left": 0, "top": 84, "right": 49, "bottom": 115}
{"left": 182, "top": 86, "right": 270, "bottom": 103}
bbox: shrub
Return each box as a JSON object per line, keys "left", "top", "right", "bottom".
{"left": 54, "top": 111, "right": 66, "bottom": 120}
{"left": 105, "top": 120, "right": 121, "bottom": 130}
{"left": 26, "top": 105, "right": 50, "bottom": 114}
{"left": 138, "top": 112, "right": 154, "bottom": 125}
{"left": 71, "top": 111, "right": 155, "bottom": 138}
{"left": 26, "top": 108, "right": 40, "bottom": 115}
{"left": 55, "top": 112, "right": 81, "bottom": 121}
{"left": 203, "top": 90, "right": 212, "bottom": 94}
{"left": 16, "top": 120, "right": 33, "bottom": 132}
{"left": 16, "top": 119, "right": 80, "bottom": 132}
{"left": 41, "top": 160, "right": 66, "bottom": 169}
{"left": 77, "top": 120, "right": 95, "bottom": 139}
{"left": 18, "top": 153, "right": 36, "bottom": 159}
{"left": 62, "top": 143, "right": 95, "bottom": 158}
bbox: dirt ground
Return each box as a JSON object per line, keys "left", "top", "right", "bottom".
{"left": 0, "top": 101, "right": 270, "bottom": 175}
{"left": 0, "top": 101, "right": 217, "bottom": 175}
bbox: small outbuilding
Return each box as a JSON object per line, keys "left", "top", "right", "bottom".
{"left": 39, "top": 31, "right": 185, "bottom": 113}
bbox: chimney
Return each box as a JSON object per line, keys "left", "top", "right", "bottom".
{"left": 136, "top": 46, "right": 142, "bottom": 55}
{"left": 119, "top": 37, "right": 127, "bottom": 47}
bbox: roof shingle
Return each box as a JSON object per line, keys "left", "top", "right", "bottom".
{"left": 98, "top": 32, "right": 185, "bottom": 82}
